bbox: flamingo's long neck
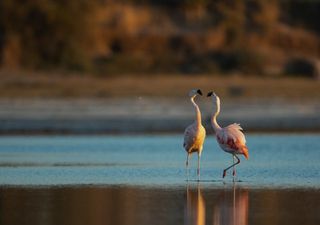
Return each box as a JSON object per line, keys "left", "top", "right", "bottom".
{"left": 211, "top": 96, "right": 221, "bottom": 131}
{"left": 191, "top": 96, "right": 202, "bottom": 128}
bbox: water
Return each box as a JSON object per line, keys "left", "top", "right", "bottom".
{"left": 0, "top": 134, "right": 319, "bottom": 187}
{"left": 0, "top": 134, "right": 320, "bottom": 225}
{"left": 1, "top": 185, "right": 319, "bottom": 225}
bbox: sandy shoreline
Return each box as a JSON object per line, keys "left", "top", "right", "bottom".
{"left": 0, "top": 98, "right": 319, "bottom": 133}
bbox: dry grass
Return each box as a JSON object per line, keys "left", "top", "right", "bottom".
{"left": 1, "top": 70, "right": 320, "bottom": 101}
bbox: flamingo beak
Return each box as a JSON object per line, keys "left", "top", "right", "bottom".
{"left": 207, "top": 91, "right": 213, "bottom": 97}
{"left": 197, "top": 89, "right": 203, "bottom": 96}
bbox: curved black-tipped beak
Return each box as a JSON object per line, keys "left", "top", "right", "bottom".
{"left": 207, "top": 91, "right": 213, "bottom": 97}
{"left": 197, "top": 89, "right": 203, "bottom": 96}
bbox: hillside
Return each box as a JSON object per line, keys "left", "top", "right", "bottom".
{"left": 0, "top": 0, "right": 320, "bottom": 76}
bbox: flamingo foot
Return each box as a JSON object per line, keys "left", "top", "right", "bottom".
{"left": 222, "top": 170, "right": 226, "bottom": 178}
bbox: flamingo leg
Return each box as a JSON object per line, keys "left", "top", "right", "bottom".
{"left": 232, "top": 155, "right": 236, "bottom": 177}
{"left": 186, "top": 153, "right": 190, "bottom": 180}
{"left": 197, "top": 153, "right": 201, "bottom": 181}
{"left": 232, "top": 155, "right": 237, "bottom": 182}
{"left": 186, "top": 153, "right": 190, "bottom": 167}
{"left": 223, "top": 155, "right": 240, "bottom": 178}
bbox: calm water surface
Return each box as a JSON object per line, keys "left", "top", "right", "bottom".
{"left": 0, "top": 134, "right": 319, "bottom": 187}
{"left": 0, "top": 134, "right": 319, "bottom": 225}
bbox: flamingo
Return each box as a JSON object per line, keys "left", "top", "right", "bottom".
{"left": 207, "top": 91, "right": 249, "bottom": 179}
{"left": 183, "top": 89, "right": 206, "bottom": 181}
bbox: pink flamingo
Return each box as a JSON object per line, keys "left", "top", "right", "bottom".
{"left": 183, "top": 89, "right": 206, "bottom": 181}
{"left": 207, "top": 91, "right": 249, "bottom": 178}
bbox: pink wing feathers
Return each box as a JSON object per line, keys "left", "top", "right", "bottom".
{"left": 216, "top": 123, "right": 249, "bottom": 159}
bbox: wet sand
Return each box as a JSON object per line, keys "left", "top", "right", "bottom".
{"left": 0, "top": 184, "right": 319, "bottom": 225}
{"left": 0, "top": 98, "right": 319, "bottom": 133}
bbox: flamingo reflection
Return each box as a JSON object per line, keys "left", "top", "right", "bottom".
{"left": 185, "top": 184, "right": 206, "bottom": 225}
{"left": 213, "top": 185, "right": 249, "bottom": 225}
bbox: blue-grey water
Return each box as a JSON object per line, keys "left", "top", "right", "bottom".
{"left": 1, "top": 134, "right": 320, "bottom": 225}
{"left": 0, "top": 134, "right": 319, "bottom": 188}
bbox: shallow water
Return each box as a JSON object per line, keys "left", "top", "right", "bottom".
{"left": 0, "top": 134, "right": 319, "bottom": 188}
{"left": 0, "top": 185, "right": 319, "bottom": 225}
{"left": 0, "top": 134, "right": 320, "bottom": 225}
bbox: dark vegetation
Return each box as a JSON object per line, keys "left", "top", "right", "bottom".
{"left": 0, "top": 0, "right": 319, "bottom": 77}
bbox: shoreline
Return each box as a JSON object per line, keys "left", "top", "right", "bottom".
{"left": 0, "top": 97, "right": 319, "bottom": 134}
{"left": 0, "top": 183, "right": 319, "bottom": 190}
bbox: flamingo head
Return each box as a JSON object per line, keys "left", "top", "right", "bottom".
{"left": 207, "top": 91, "right": 216, "bottom": 97}
{"left": 188, "top": 89, "right": 203, "bottom": 97}
{"left": 207, "top": 91, "right": 220, "bottom": 107}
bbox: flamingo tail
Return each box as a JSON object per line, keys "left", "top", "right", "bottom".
{"left": 242, "top": 146, "right": 249, "bottom": 159}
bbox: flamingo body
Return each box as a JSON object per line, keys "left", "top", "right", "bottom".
{"left": 184, "top": 124, "right": 206, "bottom": 154}
{"left": 215, "top": 123, "right": 248, "bottom": 159}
